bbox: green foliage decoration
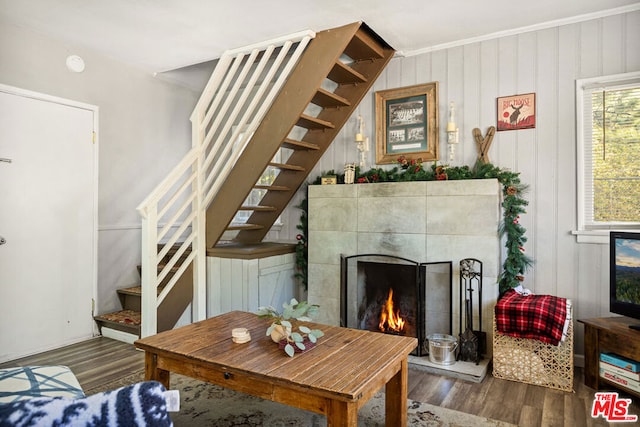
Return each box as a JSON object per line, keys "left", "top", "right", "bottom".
{"left": 256, "top": 298, "right": 324, "bottom": 357}
{"left": 294, "top": 159, "right": 533, "bottom": 296}
{"left": 294, "top": 197, "right": 308, "bottom": 289}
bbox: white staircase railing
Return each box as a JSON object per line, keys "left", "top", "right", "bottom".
{"left": 136, "top": 30, "right": 315, "bottom": 338}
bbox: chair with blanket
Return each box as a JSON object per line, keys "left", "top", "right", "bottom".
{"left": 0, "top": 365, "right": 173, "bottom": 426}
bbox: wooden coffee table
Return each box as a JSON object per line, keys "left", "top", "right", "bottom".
{"left": 134, "top": 310, "right": 417, "bottom": 426}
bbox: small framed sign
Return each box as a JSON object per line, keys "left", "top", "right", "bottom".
{"left": 321, "top": 176, "right": 337, "bottom": 185}
{"left": 497, "top": 93, "right": 536, "bottom": 131}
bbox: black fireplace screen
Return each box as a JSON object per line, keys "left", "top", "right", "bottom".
{"left": 340, "top": 254, "right": 452, "bottom": 356}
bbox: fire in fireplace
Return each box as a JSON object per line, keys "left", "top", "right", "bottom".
{"left": 340, "top": 254, "right": 452, "bottom": 356}
{"left": 352, "top": 259, "right": 418, "bottom": 339}
{"left": 379, "top": 288, "right": 406, "bottom": 333}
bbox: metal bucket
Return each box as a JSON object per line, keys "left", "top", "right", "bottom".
{"left": 427, "top": 334, "right": 458, "bottom": 365}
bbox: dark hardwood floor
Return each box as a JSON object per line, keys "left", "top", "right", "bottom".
{"left": 1, "top": 337, "right": 638, "bottom": 426}
{"left": 0, "top": 337, "right": 145, "bottom": 394}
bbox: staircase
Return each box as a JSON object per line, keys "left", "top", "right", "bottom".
{"left": 94, "top": 22, "right": 395, "bottom": 340}
{"left": 205, "top": 22, "right": 395, "bottom": 245}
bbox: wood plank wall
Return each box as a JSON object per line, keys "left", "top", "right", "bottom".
{"left": 207, "top": 253, "right": 297, "bottom": 316}
{"left": 272, "top": 10, "right": 640, "bottom": 362}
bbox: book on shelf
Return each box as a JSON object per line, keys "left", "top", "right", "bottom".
{"left": 599, "top": 361, "right": 640, "bottom": 381}
{"left": 600, "top": 368, "right": 640, "bottom": 393}
{"left": 600, "top": 352, "right": 640, "bottom": 373}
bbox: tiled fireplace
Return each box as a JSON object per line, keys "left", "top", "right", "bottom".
{"left": 307, "top": 179, "right": 501, "bottom": 357}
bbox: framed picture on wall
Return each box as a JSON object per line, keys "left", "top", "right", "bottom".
{"left": 375, "top": 82, "right": 439, "bottom": 164}
{"left": 497, "top": 93, "right": 536, "bottom": 131}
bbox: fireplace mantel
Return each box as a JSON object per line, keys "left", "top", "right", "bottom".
{"left": 307, "top": 179, "right": 501, "bottom": 356}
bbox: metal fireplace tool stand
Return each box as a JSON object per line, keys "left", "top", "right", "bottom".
{"left": 458, "top": 258, "right": 485, "bottom": 364}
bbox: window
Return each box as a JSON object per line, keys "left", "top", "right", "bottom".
{"left": 576, "top": 72, "right": 640, "bottom": 231}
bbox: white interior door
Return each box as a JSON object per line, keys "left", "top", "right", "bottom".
{"left": 0, "top": 86, "right": 97, "bottom": 363}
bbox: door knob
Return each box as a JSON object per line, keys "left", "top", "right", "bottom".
{"left": 0, "top": 236, "right": 6, "bottom": 245}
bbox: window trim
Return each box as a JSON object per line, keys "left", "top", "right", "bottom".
{"left": 575, "top": 71, "right": 640, "bottom": 233}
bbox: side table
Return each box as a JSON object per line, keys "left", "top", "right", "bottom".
{"left": 578, "top": 316, "right": 640, "bottom": 398}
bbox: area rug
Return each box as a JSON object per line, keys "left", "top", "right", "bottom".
{"left": 85, "top": 371, "right": 515, "bottom": 427}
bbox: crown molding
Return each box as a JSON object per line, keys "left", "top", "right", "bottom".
{"left": 396, "top": 4, "right": 640, "bottom": 58}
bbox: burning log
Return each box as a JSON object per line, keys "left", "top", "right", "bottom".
{"left": 378, "top": 289, "right": 406, "bottom": 333}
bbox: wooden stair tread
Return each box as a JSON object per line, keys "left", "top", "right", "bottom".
{"left": 281, "top": 138, "right": 319, "bottom": 151}
{"left": 94, "top": 309, "right": 141, "bottom": 327}
{"left": 239, "top": 205, "right": 277, "bottom": 211}
{"left": 137, "top": 263, "right": 180, "bottom": 274}
{"left": 117, "top": 286, "right": 142, "bottom": 296}
{"left": 157, "top": 244, "right": 192, "bottom": 262}
{"left": 327, "top": 61, "right": 367, "bottom": 85}
{"left": 268, "top": 162, "right": 305, "bottom": 172}
{"left": 311, "top": 88, "right": 351, "bottom": 108}
{"left": 254, "top": 184, "right": 290, "bottom": 191}
{"left": 343, "top": 28, "right": 385, "bottom": 61}
{"left": 296, "top": 114, "right": 335, "bottom": 130}
{"left": 226, "top": 223, "right": 264, "bottom": 231}
{"left": 117, "top": 285, "right": 165, "bottom": 296}
{"left": 157, "top": 243, "right": 192, "bottom": 252}
{"left": 158, "top": 263, "right": 180, "bottom": 270}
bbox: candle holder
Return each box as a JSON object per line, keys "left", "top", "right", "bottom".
{"left": 446, "top": 101, "right": 459, "bottom": 161}
{"left": 355, "top": 115, "right": 369, "bottom": 169}
{"left": 344, "top": 163, "right": 355, "bottom": 184}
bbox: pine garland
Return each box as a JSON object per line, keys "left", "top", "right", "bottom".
{"left": 293, "top": 196, "right": 308, "bottom": 289}
{"left": 294, "top": 160, "right": 532, "bottom": 296}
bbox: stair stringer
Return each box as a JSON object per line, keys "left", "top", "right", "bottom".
{"left": 156, "top": 263, "right": 193, "bottom": 332}
{"left": 238, "top": 27, "right": 395, "bottom": 243}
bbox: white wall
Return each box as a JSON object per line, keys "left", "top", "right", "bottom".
{"left": 278, "top": 9, "right": 640, "bottom": 359}
{"left": 0, "top": 21, "right": 198, "bottom": 315}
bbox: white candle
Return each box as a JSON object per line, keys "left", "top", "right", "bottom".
{"left": 447, "top": 101, "right": 457, "bottom": 132}
{"left": 446, "top": 101, "right": 458, "bottom": 138}
{"left": 355, "top": 115, "right": 365, "bottom": 142}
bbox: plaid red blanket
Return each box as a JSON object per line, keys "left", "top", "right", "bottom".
{"left": 495, "top": 290, "right": 568, "bottom": 345}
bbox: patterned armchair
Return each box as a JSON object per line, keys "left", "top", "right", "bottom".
{"left": 0, "top": 366, "right": 172, "bottom": 426}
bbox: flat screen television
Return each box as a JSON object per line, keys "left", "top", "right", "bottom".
{"left": 610, "top": 231, "right": 640, "bottom": 330}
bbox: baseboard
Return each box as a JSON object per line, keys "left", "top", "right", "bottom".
{"left": 101, "top": 327, "right": 138, "bottom": 344}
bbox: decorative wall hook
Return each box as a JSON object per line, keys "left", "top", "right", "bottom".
{"left": 473, "top": 126, "right": 495, "bottom": 164}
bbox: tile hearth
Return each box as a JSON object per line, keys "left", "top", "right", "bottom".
{"left": 409, "top": 356, "right": 490, "bottom": 383}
